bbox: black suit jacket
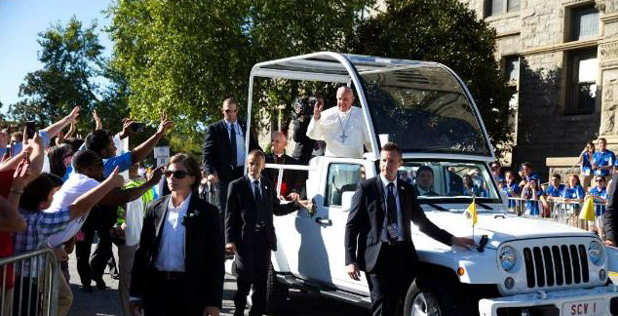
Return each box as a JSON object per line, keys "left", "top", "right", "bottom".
{"left": 130, "top": 194, "right": 224, "bottom": 312}
{"left": 345, "top": 177, "right": 453, "bottom": 273}
{"left": 604, "top": 173, "right": 618, "bottom": 243}
{"left": 225, "top": 176, "right": 298, "bottom": 255}
{"left": 202, "top": 120, "right": 260, "bottom": 181}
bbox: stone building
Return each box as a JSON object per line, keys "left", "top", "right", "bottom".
{"left": 462, "top": 0, "right": 618, "bottom": 180}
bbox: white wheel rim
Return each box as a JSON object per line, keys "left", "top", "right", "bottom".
{"left": 411, "top": 292, "right": 440, "bottom": 316}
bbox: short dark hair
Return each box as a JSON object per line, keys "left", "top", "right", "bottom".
{"left": 20, "top": 173, "right": 63, "bottom": 211}
{"left": 85, "top": 130, "right": 113, "bottom": 156}
{"left": 167, "top": 153, "right": 202, "bottom": 191}
{"left": 598, "top": 137, "right": 607, "bottom": 143}
{"left": 491, "top": 161, "right": 501, "bottom": 167}
{"left": 381, "top": 142, "right": 402, "bottom": 156}
{"left": 551, "top": 173, "right": 562, "bottom": 180}
{"left": 521, "top": 161, "right": 532, "bottom": 169}
{"left": 248, "top": 149, "right": 266, "bottom": 161}
{"left": 63, "top": 137, "right": 85, "bottom": 152}
{"left": 73, "top": 150, "right": 102, "bottom": 174}
{"left": 417, "top": 166, "right": 434, "bottom": 177}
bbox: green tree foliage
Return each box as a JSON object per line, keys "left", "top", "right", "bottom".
{"left": 8, "top": 17, "right": 128, "bottom": 134}
{"left": 349, "top": 0, "right": 515, "bottom": 156}
{"left": 107, "top": 0, "right": 372, "bottom": 135}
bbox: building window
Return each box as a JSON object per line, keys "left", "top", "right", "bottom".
{"left": 505, "top": 56, "right": 520, "bottom": 84}
{"left": 485, "top": 0, "right": 520, "bottom": 17}
{"left": 570, "top": 6, "right": 599, "bottom": 41}
{"left": 566, "top": 48, "right": 597, "bottom": 115}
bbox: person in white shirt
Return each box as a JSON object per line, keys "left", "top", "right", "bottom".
{"left": 306, "top": 86, "right": 371, "bottom": 158}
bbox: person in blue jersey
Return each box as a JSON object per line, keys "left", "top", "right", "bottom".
{"left": 462, "top": 175, "right": 487, "bottom": 197}
{"left": 563, "top": 174, "right": 585, "bottom": 218}
{"left": 500, "top": 170, "right": 519, "bottom": 212}
{"left": 592, "top": 138, "right": 615, "bottom": 177}
{"left": 545, "top": 174, "right": 566, "bottom": 200}
{"left": 522, "top": 175, "right": 543, "bottom": 216}
{"left": 589, "top": 175, "right": 609, "bottom": 237}
{"left": 578, "top": 141, "right": 595, "bottom": 190}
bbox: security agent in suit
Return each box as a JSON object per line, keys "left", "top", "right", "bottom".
{"left": 345, "top": 142, "right": 473, "bottom": 316}
{"left": 225, "top": 150, "right": 306, "bottom": 316}
{"left": 414, "top": 166, "right": 439, "bottom": 197}
{"left": 129, "top": 154, "right": 224, "bottom": 316}
{"left": 203, "top": 98, "right": 261, "bottom": 218}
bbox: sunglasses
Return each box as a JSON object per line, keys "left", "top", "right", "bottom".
{"left": 596, "top": 179, "right": 605, "bottom": 182}
{"left": 223, "top": 109, "right": 237, "bottom": 113}
{"left": 165, "top": 170, "right": 190, "bottom": 179}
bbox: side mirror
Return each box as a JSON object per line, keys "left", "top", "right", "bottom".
{"left": 341, "top": 191, "right": 355, "bottom": 211}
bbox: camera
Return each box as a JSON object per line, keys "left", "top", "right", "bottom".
{"left": 295, "top": 97, "right": 317, "bottom": 118}
{"left": 26, "top": 121, "right": 36, "bottom": 139}
{"left": 129, "top": 122, "right": 145, "bottom": 133}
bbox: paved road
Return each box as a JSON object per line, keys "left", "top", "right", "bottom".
{"left": 65, "top": 244, "right": 367, "bottom": 316}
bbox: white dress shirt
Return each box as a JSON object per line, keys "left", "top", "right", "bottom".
{"left": 224, "top": 119, "right": 245, "bottom": 167}
{"left": 154, "top": 193, "right": 191, "bottom": 272}
{"left": 379, "top": 176, "right": 404, "bottom": 242}
{"left": 306, "top": 106, "right": 370, "bottom": 158}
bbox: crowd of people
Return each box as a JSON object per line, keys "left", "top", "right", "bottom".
{"left": 3, "top": 84, "right": 617, "bottom": 316}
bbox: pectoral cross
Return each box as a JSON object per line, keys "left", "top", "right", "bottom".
{"left": 340, "top": 132, "right": 347, "bottom": 143}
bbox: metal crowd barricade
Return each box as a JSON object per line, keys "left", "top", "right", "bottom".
{"left": 0, "top": 248, "right": 59, "bottom": 316}
{"left": 506, "top": 197, "right": 607, "bottom": 232}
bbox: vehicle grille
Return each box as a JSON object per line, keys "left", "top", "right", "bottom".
{"left": 523, "top": 245, "right": 589, "bottom": 288}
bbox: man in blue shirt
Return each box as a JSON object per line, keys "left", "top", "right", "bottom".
{"left": 545, "top": 174, "right": 566, "bottom": 200}
{"left": 75, "top": 113, "right": 173, "bottom": 291}
{"left": 592, "top": 138, "right": 615, "bottom": 177}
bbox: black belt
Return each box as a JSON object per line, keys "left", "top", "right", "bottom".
{"left": 154, "top": 269, "right": 186, "bottom": 280}
{"left": 383, "top": 240, "right": 405, "bottom": 247}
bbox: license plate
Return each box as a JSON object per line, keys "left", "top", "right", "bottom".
{"left": 562, "top": 299, "right": 605, "bottom": 316}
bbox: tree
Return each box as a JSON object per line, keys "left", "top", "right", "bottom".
{"left": 8, "top": 17, "right": 128, "bottom": 134}
{"left": 348, "top": 0, "right": 515, "bottom": 156}
{"left": 106, "top": 0, "right": 373, "bottom": 136}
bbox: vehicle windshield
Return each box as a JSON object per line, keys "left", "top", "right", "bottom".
{"left": 399, "top": 161, "right": 500, "bottom": 205}
{"left": 359, "top": 65, "right": 491, "bottom": 156}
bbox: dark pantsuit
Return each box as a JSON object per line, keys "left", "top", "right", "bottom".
{"left": 365, "top": 243, "right": 413, "bottom": 316}
{"left": 75, "top": 205, "right": 116, "bottom": 286}
{"left": 234, "top": 230, "right": 270, "bottom": 316}
{"left": 143, "top": 271, "right": 190, "bottom": 316}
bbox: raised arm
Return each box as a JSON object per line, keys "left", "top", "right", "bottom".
{"left": 0, "top": 159, "right": 30, "bottom": 232}
{"left": 43, "top": 106, "right": 80, "bottom": 139}
{"left": 130, "top": 112, "right": 173, "bottom": 165}
{"left": 98, "top": 167, "right": 163, "bottom": 206}
{"left": 68, "top": 167, "right": 125, "bottom": 219}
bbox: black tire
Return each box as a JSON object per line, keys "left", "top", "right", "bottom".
{"left": 403, "top": 274, "right": 472, "bottom": 316}
{"left": 264, "top": 263, "right": 289, "bottom": 314}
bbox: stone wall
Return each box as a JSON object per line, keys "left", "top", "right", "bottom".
{"left": 462, "top": 0, "right": 616, "bottom": 180}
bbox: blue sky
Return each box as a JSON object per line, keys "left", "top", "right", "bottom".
{"left": 0, "top": 0, "right": 114, "bottom": 114}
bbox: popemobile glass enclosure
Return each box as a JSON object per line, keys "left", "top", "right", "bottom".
{"left": 244, "top": 52, "right": 499, "bottom": 203}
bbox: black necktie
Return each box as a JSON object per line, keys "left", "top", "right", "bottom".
{"left": 230, "top": 123, "right": 237, "bottom": 167}
{"left": 386, "top": 182, "right": 397, "bottom": 241}
{"left": 254, "top": 180, "right": 265, "bottom": 227}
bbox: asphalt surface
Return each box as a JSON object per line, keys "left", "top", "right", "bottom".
{"left": 65, "top": 244, "right": 367, "bottom": 316}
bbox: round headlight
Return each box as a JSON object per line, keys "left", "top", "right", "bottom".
{"left": 589, "top": 241, "right": 604, "bottom": 265}
{"left": 499, "top": 246, "right": 517, "bottom": 271}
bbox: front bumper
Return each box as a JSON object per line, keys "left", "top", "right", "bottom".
{"left": 479, "top": 285, "right": 618, "bottom": 315}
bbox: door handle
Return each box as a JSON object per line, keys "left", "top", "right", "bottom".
{"left": 315, "top": 217, "right": 332, "bottom": 225}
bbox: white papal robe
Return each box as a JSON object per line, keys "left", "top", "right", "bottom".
{"left": 306, "top": 106, "right": 371, "bottom": 158}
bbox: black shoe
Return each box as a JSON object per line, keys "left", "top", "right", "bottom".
{"left": 95, "top": 278, "right": 107, "bottom": 290}
{"left": 82, "top": 284, "right": 93, "bottom": 292}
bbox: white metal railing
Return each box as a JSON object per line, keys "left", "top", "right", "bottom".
{"left": 0, "top": 248, "right": 59, "bottom": 316}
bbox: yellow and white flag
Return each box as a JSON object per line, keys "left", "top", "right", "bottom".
{"left": 464, "top": 197, "right": 478, "bottom": 226}
{"left": 579, "top": 195, "right": 596, "bottom": 221}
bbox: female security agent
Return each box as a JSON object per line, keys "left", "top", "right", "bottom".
{"left": 129, "top": 153, "right": 223, "bottom": 316}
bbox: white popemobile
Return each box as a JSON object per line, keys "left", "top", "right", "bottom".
{"left": 229, "top": 52, "right": 618, "bottom": 316}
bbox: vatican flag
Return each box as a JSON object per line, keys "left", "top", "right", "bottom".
{"left": 464, "top": 197, "right": 478, "bottom": 226}
{"left": 579, "top": 195, "right": 596, "bottom": 221}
